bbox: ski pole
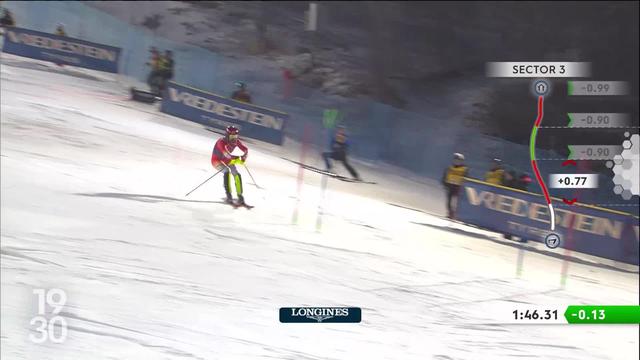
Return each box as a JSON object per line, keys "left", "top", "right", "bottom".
{"left": 185, "top": 168, "right": 224, "bottom": 197}
{"left": 243, "top": 164, "right": 263, "bottom": 190}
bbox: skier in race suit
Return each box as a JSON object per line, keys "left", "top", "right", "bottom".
{"left": 211, "top": 126, "right": 248, "bottom": 205}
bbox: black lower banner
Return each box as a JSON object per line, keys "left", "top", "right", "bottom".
{"left": 279, "top": 307, "right": 362, "bottom": 323}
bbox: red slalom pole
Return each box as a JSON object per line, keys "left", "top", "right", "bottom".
{"left": 560, "top": 160, "right": 590, "bottom": 287}
{"left": 292, "top": 123, "right": 311, "bottom": 224}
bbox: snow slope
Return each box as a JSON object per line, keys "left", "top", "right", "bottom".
{"left": 1, "top": 56, "right": 638, "bottom": 360}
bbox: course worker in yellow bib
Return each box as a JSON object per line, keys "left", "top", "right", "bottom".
{"left": 485, "top": 158, "right": 505, "bottom": 185}
{"left": 442, "top": 153, "right": 468, "bottom": 219}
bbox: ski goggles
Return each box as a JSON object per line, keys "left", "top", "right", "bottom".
{"left": 228, "top": 134, "right": 239, "bottom": 141}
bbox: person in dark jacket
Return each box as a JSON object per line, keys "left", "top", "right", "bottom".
{"left": 0, "top": 9, "right": 15, "bottom": 28}
{"left": 55, "top": 23, "right": 66, "bottom": 36}
{"left": 514, "top": 173, "right": 533, "bottom": 191}
{"left": 503, "top": 170, "right": 518, "bottom": 188}
{"left": 231, "top": 82, "right": 252, "bottom": 103}
{"left": 322, "top": 126, "right": 360, "bottom": 180}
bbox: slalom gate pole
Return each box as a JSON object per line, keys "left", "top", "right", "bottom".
{"left": 315, "top": 172, "right": 329, "bottom": 232}
{"left": 292, "top": 123, "right": 311, "bottom": 224}
{"left": 185, "top": 168, "right": 224, "bottom": 197}
{"left": 560, "top": 160, "right": 588, "bottom": 288}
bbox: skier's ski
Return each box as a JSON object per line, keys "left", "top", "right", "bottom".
{"left": 233, "top": 202, "right": 254, "bottom": 209}
{"left": 300, "top": 165, "right": 376, "bottom": 184}
{"left": 300, "top": 164, "right": 339, "bottom": 177}
{"left": 281, "top": 158, "right": 333, "bottom": 174}
{"left": 336, "top": 177, "right": 377, "bottom": 184}
{"left": 221, "top": 197, "right": 254, "bottom": 209}
{"left": 281, "top": 157, "right": 375, "bottom": 184}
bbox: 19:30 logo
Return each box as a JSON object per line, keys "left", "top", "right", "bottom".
{"left": 29, "top": 288, "right": 68, "bottom": 344}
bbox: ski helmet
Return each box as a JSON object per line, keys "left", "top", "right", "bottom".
{"left": 226, "top": 126, "right": 239, "bottom": 135}
{"left": 226, "top": 126, "right": 240, "bottom": 142}
{"left": 453, "top": 153, "right": 465, "bottom": 161}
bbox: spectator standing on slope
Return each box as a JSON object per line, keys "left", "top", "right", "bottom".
{"left": 231, "top": 82, "right": 252, "bottom": 103}
{"left": 442, "top": 153, "right": 468, "bottom": 219}
{"left": 157, "top": 50, "right": 174, "bottom": 94}
{"left": 503, "top": 169, "right": 517, "bottom": 188}
{"left": 484, "top": 158, "right": 505, "bottom": 185}
{"left": 55, "top": 23, "right": 66, "bottom": 36}
{"left": 514, "top": 173, "right": 533, "bottom": 191}
{"left": 146, "top": 47, "right": 162, "bottom": 94}
{"left": 0, "top": 9, "right": 15, "bottom": 29}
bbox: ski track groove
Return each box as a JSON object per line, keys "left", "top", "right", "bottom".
{"left": 65, "top": 325, "right": 207, "bottom": 360}
{"left": 0, "top": 247, "right": 65, "bottom": 268}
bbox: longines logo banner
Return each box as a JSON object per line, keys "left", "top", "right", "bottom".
{"left": 280, "top": 307, "right": 361, "bottom": 323}
{"left": 456, "top": 178, "right": 639, "bottom": 265}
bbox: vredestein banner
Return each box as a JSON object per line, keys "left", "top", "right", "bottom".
{"left": 456, "top": 178, "right": 639, "bottom": 265}
{"left": 161, "top": 82, "right": 288, "bottom": 145}
{"left": 2, "top": 27, "right": 121, "bottom": 73}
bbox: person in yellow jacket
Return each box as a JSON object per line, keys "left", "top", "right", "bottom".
{"left": 442, "top": 153, "right": 468, "bottom": 219}
{"left": 157, "top": 50, "right": 174, "bottom": 93}
{"left": 51, "top": 24, "right": 67, "bottom": 67}
{"left": 146, "top": 47, "right": 162, "bottom": 94}
{"left": 485, "top": 158, "right": 505, "bottom": 185}
{"left": 55, "top": 23, "right": 66, "bottom": 37}
{"left": 1, "top": 9, "right": 16, "bottom": 28}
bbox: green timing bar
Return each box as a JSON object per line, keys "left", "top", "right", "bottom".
{"left": 564, "top": 305, "right": 640, "bottom": 324}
